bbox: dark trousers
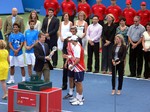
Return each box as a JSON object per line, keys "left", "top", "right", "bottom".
{"left": 101, "top": 42, "right": 113, "bottom": 72}
{"left": 143, "top": 51, "right": 150, "bottom": 78}
{"left": 129, "top": 43, "right": 143, "bottom": 76}
{"left": 112, "top": 62, "right": 124, "bottom": 90}
{"left": 87, "top": 42, "right": 99, "bottom": 71}
{"left": 62, "top": 59, "right": 68, "bottom": 87}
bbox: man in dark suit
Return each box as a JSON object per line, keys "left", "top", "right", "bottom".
{"left": 41, "top": 8, "right": 59, "bottom": 68}
{"left": 34, "top": 33, "right": 53, "bottom": 82}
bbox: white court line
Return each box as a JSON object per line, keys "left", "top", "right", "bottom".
{"left": 0, "top": 102, "right": 8, "bottom": 105}
{"left": 62, "top": 110, "right": 73, "bottom": 112}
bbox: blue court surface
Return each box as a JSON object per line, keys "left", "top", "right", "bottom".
{"left": 0, "top": 67, "right": 150, "bottom": 112}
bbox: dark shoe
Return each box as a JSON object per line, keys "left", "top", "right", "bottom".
{"left": 62, "top": 85, "right": 67, "bottom": 90}
{"left": 86, "top": 69, "right": 91, "bottom": 72}
{"left": 128, "top": 74, "right": 135, "bottom": 77}
{"left": 63, "top": 93, "right": 73, "bottom": 99}
{"left": 136, "top": 75, "right": 141, "bottom": 78}
{"left": 53, "top": 65, "right": 56, "bottom": 68}
{"left": 93, "top": 70, "right": 99, "bottom": 73}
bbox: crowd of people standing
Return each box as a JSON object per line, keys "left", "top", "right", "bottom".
{"left": 0, "top": 0, "right": 150, "bottom": 105}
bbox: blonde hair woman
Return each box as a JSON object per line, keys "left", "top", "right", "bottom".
{"left": 74, "top": 11, "right": 88, "bottom": 54}
{"left": 0, "top": 40, "right": 9, "bottom": 99}
{"left": 111, "top": 34, "right": 127, "bottom": 95}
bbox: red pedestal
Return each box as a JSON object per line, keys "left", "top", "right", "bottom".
{"left": 8, "top": 85, "right": 62, "bottom": 112}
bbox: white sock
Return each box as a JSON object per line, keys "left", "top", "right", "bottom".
{"left": 78, "top": 94, "right": 83, "bottom": 101}
{"left": 22, "top": 76, "right": 26, "bottom": 81}
{"left": 10, "top": 76, "right": 14, "bottom": 80}
{"left": 76, "top": 92, "right": 79, "bottom": 99}
{"left": 69, "top": 88, "right": 73, "bottom": 95}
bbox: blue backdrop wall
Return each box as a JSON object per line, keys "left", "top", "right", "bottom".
{"left": 22, "top": 0, "right": 78, "bottom": 16}
{"left": 0, "top": 0, "right": 24, "bottom": 14}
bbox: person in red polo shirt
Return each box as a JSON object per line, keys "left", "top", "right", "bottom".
{"left": 105, "top": 0, "right": 122, "bottom": 26}
{"left": 61, "top": 0, "right": 77, "bottom": 23}
{"left": 78, "top": 0, "right": 91, "bottom": 25}
{"left": 137, "top": 1, "right": 150, "bottom": 27}
{"left": 44, "top": 0, "right": 60, "bottom": 16}
{"left": 92, "top": 0, "right": 106, "bottom": 26}
{"left": 122, "top": 0, "right": 136, "bottom": 27}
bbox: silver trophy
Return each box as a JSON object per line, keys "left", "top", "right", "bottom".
{"left": 49, "top": 46, "right": 57, "bottom": 58}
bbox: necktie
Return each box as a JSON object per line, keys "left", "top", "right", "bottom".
{"left": 42, "top": 44, "right": 46, "bottom": 56}
{"left": 46, "top": 17, "right": 52, "bottom": 33}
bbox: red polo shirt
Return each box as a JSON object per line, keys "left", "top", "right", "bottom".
{"left": 92, "top": 4, "right": 106, "bottom": 21}
{"left": 44, "top": 0, "right": 60, "bottom": 16}
{"left": 61, "top": 0, "right": 76, "bottom": 16}
{"left": 78, "top": 2, "right": 91, "bottom": 18}
{"left": 122, "top": 8, "right": 137, "bottom": 26}
{"left": 137, "top": 9, "right": 150, "bottom": 26}
{"left": 105, "top": 5, "right": 122, "bottom": 23}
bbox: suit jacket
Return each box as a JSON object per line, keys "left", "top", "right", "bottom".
{"left": 3, "top": 15, "right": 25, "bottom": 35}
{"left": 41, "top": 16, "right": 59, "bottom": 49}
{"left": 34, "top": 42, "right": 53, "bottom": 72}
{"left": 112, "top": 44, "right": 127, "bottom": 62}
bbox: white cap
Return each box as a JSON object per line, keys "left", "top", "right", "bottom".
{"left": 69, "top": 35, "right": 78, "bottom": 41}
{"left": 64, "top": 32, "right": 73, "bottom": 39}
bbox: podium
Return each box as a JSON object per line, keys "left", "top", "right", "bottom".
{"left": 8, "top": 85, "right": 62, "bottom": 112}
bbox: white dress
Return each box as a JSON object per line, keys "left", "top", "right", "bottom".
{"left": 57, "top": 21, "right": 71, "bottom": 50}
{"left": 143, "top": 31, "right": 150, "bottom": 51}
{"left": 26, "top": 20, "right": 42, "bottom": 31}
{"left": 75, "top": 20, "right": 87, "bottom": 54}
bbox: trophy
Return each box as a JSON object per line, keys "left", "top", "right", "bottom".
{"left": 49, "top": 46, "right": 57, "bottom": 58}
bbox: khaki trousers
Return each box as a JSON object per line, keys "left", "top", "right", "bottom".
{"left": 36, "top": 63, "right": 50, "bottom": 82}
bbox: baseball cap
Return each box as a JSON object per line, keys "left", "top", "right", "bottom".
{"left": 69, "top": 35, "right": 78, "bottom": 41}
{"left": 64, "top": 32, "right": 72, "bottom": 39}
{"left": 126, "top": 0, "right": 132, "bottom": 4}
{"left": 141, "top": 1, "right": 146, "bottom": 6}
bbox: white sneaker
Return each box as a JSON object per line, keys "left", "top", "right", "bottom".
{"left": 69, "top": 97, "right": 78, "bottom": 103}
{"left": 71, "top": 100, "right": 84, "bottom": 106}
{"left": 7, "top": 79, "right": 15, "bottom": 85}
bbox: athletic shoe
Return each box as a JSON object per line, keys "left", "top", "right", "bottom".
{"left": 69, "top": 97, "right": 78, "bottom": 103}
{"left": 70, "top": 97, "right": 85, "bottom": 103}
{"left": 63, "top": 93, "right": 73, "bottom": 99}
{"left": 71, "top": 99, "right": 84, "bottom": 106}
{"left": 7, "top": 79, "right": 15, "bottom": 85}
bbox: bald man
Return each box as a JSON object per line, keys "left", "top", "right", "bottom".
{"left": 3, "top": 8, "right": 25, "bottom": 51}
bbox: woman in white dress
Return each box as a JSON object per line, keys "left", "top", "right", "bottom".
{"left": 26, "top": 11, "right": 42, "bottom": 31}
{"left": 58, "top": 13, "right": 72, "bottom": 50}
{"left": 74, "top": 11, "right": 88, "bottom": 54}
{"left": 142, "top": 22, "right": 150, "bottom": 79}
